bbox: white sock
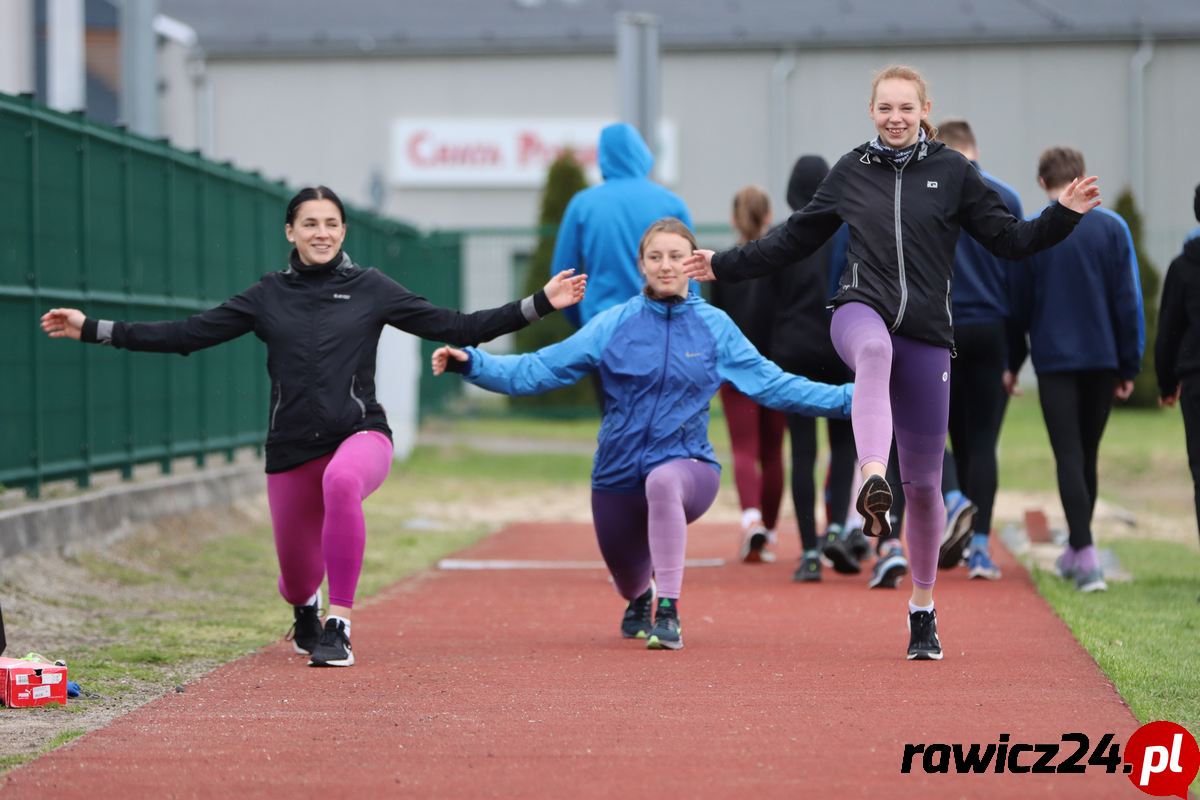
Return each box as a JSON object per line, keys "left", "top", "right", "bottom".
{"left": 908, "top": 601, "right": 934, "bottom": 615}
{"left": 304, "top": 589, "right": 322, "bottom": 609}
{"left": 741, "top": 508, "right": 763, "bottom": 530}
{"left": 326, "top": 614, "right": 352, "bottom": 638}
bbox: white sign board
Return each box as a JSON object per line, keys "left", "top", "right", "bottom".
{"left": 391, "top": 119, "right": 678, "bottom": 187}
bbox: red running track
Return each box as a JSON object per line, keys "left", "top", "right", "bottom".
{"left": 1, "top": 522, "right": 1143, "bottom": 798}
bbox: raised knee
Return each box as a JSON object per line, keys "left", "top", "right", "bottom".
{"left": 323, "top": 469, "right": 363, "bottom": 500}
{"left": 857, "top": 335, "right": 892, "bottom": 365}
{"left": 644, "top": 470, "right": 682, "bottom": 504}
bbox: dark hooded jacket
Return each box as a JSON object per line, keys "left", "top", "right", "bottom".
{"left": 712, "top": 139, "right": 1083, "bottom": 349}
{"left": 1157, "top": 233, "right": 1200, "bottom": 395}
{"left": 766, "top": 156, "right": 853, "bottom": 383}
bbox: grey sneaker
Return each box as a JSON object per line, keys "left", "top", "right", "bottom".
{"left": 793, "top": 551, "right": 822, "bottom": 583}
{"left": 1074, "top": 566, "right": 1108, "bottom": 593}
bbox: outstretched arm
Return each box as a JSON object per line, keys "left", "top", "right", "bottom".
{"left": 431, "top": 306, "right": 616, "bottom": 396}
{"left": 704, "top": 307, "right": 852, "bottom": 418}
{"left": 683, "top": 171, "right": 842, "bottom": 283}
{"left": 382, "top": 269, "right": 585, "bottom": 346}
{"left": 959, "top": 167, "right": 1098, "bottom": 261}
{"left": 41, "top": 286, "right": 260, "bottom": 354}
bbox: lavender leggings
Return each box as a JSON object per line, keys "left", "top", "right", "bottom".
{"left": 266, "top": 430, "right": 393, "bottom": 608}
{"left": 830, "top": 303, "right": 950, "bottom": 590}
{"left": 591, "top": 459, "right": 721, "bottom": 600}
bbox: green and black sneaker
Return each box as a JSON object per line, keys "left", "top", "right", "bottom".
{"left": 620, "top": 582, "right": 656, "bottom": 639}
{"left": 793, "top": 550, "right": 822, "bottom": 582}
{"left": 646, "top": 597, "right": 683, "bottom": 651}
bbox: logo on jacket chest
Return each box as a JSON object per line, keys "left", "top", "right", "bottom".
{"left": 333, "top": 293, "right": 351, "bottom": 300}
{"left": 927, "top": 181, "right": 939, "bottom": 189}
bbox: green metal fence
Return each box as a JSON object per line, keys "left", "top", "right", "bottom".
{"left": 0, "top": 93, "right": 460, "bottom": 498}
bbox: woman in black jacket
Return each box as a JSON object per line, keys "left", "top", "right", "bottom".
{"left": 684, "top": 65, "right": 1101, "bottom": 660}
{"left": 1156, "top": 183, "right": 1200, "bottom": 542}
{"left": 40, "top": 185, "right": 586, "bottom": 668}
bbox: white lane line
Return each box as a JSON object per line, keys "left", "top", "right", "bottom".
{"left": 437, "top": 558, "right": 727, "bottom": 571}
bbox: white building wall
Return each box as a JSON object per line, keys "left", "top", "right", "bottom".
{"left": 193, "top": 41, "right": 1200, "bottom": 303}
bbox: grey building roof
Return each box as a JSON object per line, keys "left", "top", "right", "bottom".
{"left": 159, "top": 0, "right": 1200, "bottom": 58}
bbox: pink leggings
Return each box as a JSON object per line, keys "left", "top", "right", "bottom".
{"left": 266, "top": 431, "right": 393, "bottom": 609}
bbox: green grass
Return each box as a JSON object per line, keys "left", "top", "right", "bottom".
{"left": 1032, "top": 539, "right": 1200, "bottom": 793}
{"left": 998, "top": 392, "right": 1187, "bottom": 501}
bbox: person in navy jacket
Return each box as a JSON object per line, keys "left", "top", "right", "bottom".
{"left": 1005, "top": 147, "right": 1144, "bottom": 593}
{"left": 938, "top": 119, "right": 1024, "bottom": 580}
{"left": 433, "top": 218, "right": 852, "bottom": 651}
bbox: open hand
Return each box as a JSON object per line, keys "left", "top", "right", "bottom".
{"left": 681, "top": 249, "right": 717, "bottom": 282}
{"left": 1058, "top": 176, "right": 1102, "bottom": 215}
{"left": 40, "top": 308, "right": 86, "bottom": 340}
{"left": 431, "top": 345, "right": 468, "bottom": 376}
{"left": 543, "top": 269, "right": 587, "bottom": 310}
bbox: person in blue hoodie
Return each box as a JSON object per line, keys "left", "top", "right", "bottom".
{"left": 937, "top": 119, "right": 1023, "bottom": 580}
{"left": 1005, "top": 146, "right": 1144, "bottom": 593}
{"left": 551, "top": 123, "right": 692, "bottom": 329}
{"left": 433, "top": 219, "right": 852, "bottom": 651}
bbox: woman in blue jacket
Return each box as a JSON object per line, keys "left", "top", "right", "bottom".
{"left": 432, "top": 218, "right": 852, "bottom": 651}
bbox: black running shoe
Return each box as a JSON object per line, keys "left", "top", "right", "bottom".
{"left": 793, "top": 551, "right": 822, "bottom": 583}
{"left": 846, "top": 527, "right": 871, "bottom": 561}
{"left": 906, "top": 608, "right": 943, "bottom": 661}
{"left": 856, "top": 475, "right": 893, "bottom": 538}
{"left": 285, "top": 591, "right": 323, "bottom": 655}
{"left": 821, "top": 530, "right": 861, "bottom": 574}
{"left": 621, "top": 582, "right": 656, "bottom": 639}
{"left": 646, "top": 598, "right": 683, "bottom": 651}
{"left": 309, "top": 618, "right": 354, "bottom": 667}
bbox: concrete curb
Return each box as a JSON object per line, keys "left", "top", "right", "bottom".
{"left": 0, "top": 463, "right": 266, "bottom": 559}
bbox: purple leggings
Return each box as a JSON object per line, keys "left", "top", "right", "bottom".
{"left": 266, "top": 430, "right": 393, "bottom": 608}
{"left": 830, "top": 303, "right": 950, "bottom": 590}
{"left": 591, "top": 459, "right": 721, "bottom": 600}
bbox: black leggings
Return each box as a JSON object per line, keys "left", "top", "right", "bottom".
{"left": 1037, "top": 370, "right": 1116, "bottom": 550}
{"left": 787, "top": 414, "right": 856, "bottom": 552}
{"left": 1183, "top": 379, "right": 1200, "bottom": 542}
{"left": 947, "top": 321, "right": 1009, "bottom": 536}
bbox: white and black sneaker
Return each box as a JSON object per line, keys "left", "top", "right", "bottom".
{"left": 309, "top": 618, "right": 354, "bottom": 667}
{"left": 285, "top": 590, "right": 323, "bottom": 655}
{"left": 739, "top": 524, "right": 775, "bottom": 563}
{"left": 906, "top": 608, "right": 943, "bottom": 661}
{"left": 856, "top": 475, "right": 893, "bottom": 538}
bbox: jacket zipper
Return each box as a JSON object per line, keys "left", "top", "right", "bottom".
{"left": 639, "top": 303, "right": 674, "bottom": 475}
{"left": 852, "top": 261, "right": 859, "bottom": 288}
{"left": 271, "top": 383, "right": 283, "bottom": 431}
{"left": 945, "top": 279, "right": 953, "bottom": 328}
{"left": 350, "top": 375, "right": 366, "bottom": 419}
{"left": 890, "top": 154, "right": 914, "bottom": 331}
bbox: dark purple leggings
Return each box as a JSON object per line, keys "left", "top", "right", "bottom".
{"left": 830, "top": 303, "right": 950, "bottom": 590}
{"left": 591, "top": 459, "right": 721, "bottom": 600}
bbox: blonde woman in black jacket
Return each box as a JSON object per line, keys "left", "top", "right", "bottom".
{"left": 684, "top": 65, "right": 1102, "bottom": 660}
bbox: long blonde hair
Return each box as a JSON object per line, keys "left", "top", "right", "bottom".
{"left": 870, "top": 65, "right": 938, "bottom": 141}
{"left": 731, "top": 185, "right": 771, "bottom": 244}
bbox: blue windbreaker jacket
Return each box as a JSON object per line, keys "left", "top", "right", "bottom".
{"left": 551, "top": 124, "right": 693, "bottom": 327}
{"left": 952, "top": 166, "right": 1023, "bottom": 326}
{"left": 459, "top": 292, "right": 853, "bottom": 492}
{"left": 1008, "top": 206, "right": 1145, "bottom": 378}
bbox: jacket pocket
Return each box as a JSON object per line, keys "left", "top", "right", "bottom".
{"left": 945, "top": 280, "right": 953, "bottom": 327}
{"left": 349, "top": 375, "right": 367, "bottom": 420}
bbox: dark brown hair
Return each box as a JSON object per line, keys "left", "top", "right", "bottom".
{"left": 286, "top": 185, "right": 345, "bottom": 225}
{"left": 1037, "top": 147, "right": 1086, "bottom": 190}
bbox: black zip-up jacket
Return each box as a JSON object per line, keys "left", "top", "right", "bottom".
{"left": 1156, "top": 237, "right": 1200, "bottom": 395}
{"left": 711, "top": 140, "right": 1084, "bottom": 348}
{"left": 81, "top": 251, "right": 556, "bottom": 472}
